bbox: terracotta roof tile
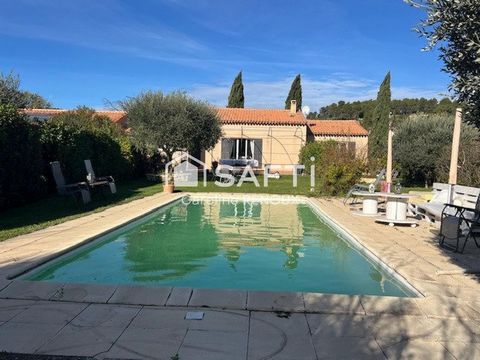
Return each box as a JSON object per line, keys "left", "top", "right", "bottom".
{"left": 308, "top": 120, "right": 368, "bottom": 136}
{"left": 216, "top": 107, "right": 307, "bottom": 126}
{"left": 96, "top": 110, "right": 127, "bottom": 123}
{"left": 20, "top": 108, "right": 127, "bottom": 124}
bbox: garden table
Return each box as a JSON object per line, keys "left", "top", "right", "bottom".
{"left": 351, "top": 191, "right": 380, "bottom": 216}
{"left": 374, "top": 192, "right": 418, "bottom": 227}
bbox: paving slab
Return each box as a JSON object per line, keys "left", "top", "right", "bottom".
{"left": 11, "top": 301, "right": 86, "bottom": 325}
{"left": 381, "top": 339, "right": 455, "bottom": 360}
{"left": 129, "top": 307, "right": 190, "bottom": 330}
{"left": 0, "top": 280, "right": 64, "bottom": 300}
{"left": 247, "top": 291, "right": 304, "bottom": 312}
{"left": 189, "top": 309, "right": 249, "bottom": 332}
{"left": 364, "top": 315, "right": 441, "bottom": 348}
{"left": 51, "top": 283, "right": 117, "bottom": 303}
{"left": 0, "top": 322, "right": 64, "bottom": 353}
{"left": 304, "top": 293, "right": 364, "bottom": 314}
{"left": 360, "top": 295, "right": 423, "bottom": 315}
{"left": 440, "top": 341, "right": 480, "bottom": 359}
{"left": 248, "top": 312, "right": 316, "bottom": 360}
{"left": 100, "top": 327, "right": 186, "bottom": 360}
{"left": 307, "top": 313, "right": 369, "bottom": 338}
{"left": 166, "top": 287, "right": 192, "bottom": 307}
{"left": 426, "top": 317, "right": 480, "bottom": 343}
{"left": 188, "top": 288, "right": 247, "bottom": 310}
{"left": 416, "top": 297, "right": 480, "bottom": 320}
{"left": 108, "top": 285, "right": 171, "bottom": 306}
{"left": 0, "top": 298, "right": 36, "bottom": 321}
{"left": 70, "top": 304, "right": 141, "bottom": 328}
{"left": 312, "top": 335, "right": 385, "bottom": 359}
{"left": 179, "top": 329, "right": 248, "bottom": 360}
{"left": 37, "top": 324, "right": 125, "bottom": 357}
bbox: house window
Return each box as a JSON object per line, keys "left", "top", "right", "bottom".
{"left": 338, "top": 141, "right": 356, "bottom": 153}
{"left": 221, "top": 138, "right": 263, "bottom": 166}
{"left": 230, "top": 139, "right": 254, "bottom": 160}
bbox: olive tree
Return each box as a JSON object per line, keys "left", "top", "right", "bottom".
{"left": 0, "top": 71, "right": 51, "bottom": 108}
{"left": 120, "top": 91, "right": 222, "bottom": 169}
{"left": 405, "top": 0, "right": 480, "bottom": 126}
{"left": 394, "top": 113, "right": 479, "bottom": 186}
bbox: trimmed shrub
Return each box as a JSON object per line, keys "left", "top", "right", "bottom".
{"left": 0, "top": 104, "right": 45, "bottom": 209}
{"left": 299, "top": 140, "right": 365, "bottom": 196}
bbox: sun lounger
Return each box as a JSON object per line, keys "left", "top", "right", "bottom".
{"left": 344, "top": 169, "right": 385, "bottom": 205}
{"left": 84, "top": 159, "right": 116, "bottom": 194}
{"left": 50, "top": 161, "right": 91, "bottom": 204}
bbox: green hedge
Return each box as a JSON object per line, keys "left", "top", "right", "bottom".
{"left": 40, "top": 108, "right": 141, "bottom": 184}
{"left": 0, "top": 106, "right": 146, "bottom": 210}
{"left": 0, "top": 104, "right": 46, "bottom": 209}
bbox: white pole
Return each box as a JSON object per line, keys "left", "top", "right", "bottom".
{"left": 449, "top": 108, "right": 462, "bottom": 185}
{"left": 386, "top": 113, "right": 394, "bottom": 193}
{"left": 448, "top": 108, "right": 462, "bottom": 203}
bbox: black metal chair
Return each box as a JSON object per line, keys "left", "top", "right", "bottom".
{"left": 439, "top": 194, "right": 480, "bottom": 253}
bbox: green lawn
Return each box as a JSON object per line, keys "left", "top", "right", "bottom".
{"left": 0, "top": 179, "right": 164, "bottom": 242}
{"left": 176, "top": 175, "right": 315, "bottom": 195}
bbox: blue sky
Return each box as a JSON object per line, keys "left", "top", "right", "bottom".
{"left": 0, "top": 0, "right": 450, "bottom": 111}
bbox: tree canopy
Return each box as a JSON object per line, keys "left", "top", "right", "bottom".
{"left": 120, "top": 91, "right": 222, "bottom": 161}
{"left": 285, "top": 74, "right": 302, "bottom": 110}
{"left": 308, "top": 97, "right": 457, "bottom": 121}
{"left": 406, "top": 0, "right": 480, "bottom": 126}
{"left": 0, "top": 71, "right": 51, "bottom": 108}
{"left": 227, "top": 71, "right": 244, "bottom": 108}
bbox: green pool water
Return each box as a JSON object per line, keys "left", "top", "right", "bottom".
{"left": 27, "top": 199, "right": 415, "bottom": 297}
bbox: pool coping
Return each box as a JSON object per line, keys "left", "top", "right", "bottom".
{"left": 17, "top": 192, "right": 419, "bottom": 298}
{"left": 0, "top": 192, "right": 479, "bottom": 319}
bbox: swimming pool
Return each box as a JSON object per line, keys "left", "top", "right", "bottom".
{"left": 26, "top": 197, "right": 417, "bottom": 297}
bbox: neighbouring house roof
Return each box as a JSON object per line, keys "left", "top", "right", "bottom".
{"left": 216, "top": 107, "right": 307, "bottom": 126}
{"left": 308, "top": 120, "right": 369, "bottom": 136}
{"left": 20, "top": 108, "right": 128, "bottom": 124}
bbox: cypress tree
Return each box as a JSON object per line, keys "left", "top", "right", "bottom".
{"left": 368, "top": 72, "right": 392, "bottom": 162}
{"left": 285, "top": 74, "right": 302, "bottom": 110}
{"left": 227, "top": 71, "right": 244, "bottom": 108}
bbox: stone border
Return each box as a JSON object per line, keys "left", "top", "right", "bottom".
{"left": 0, "top": 280, "right": 429, "bottom": 316}
{"left": 3, "top": 192, "right": 478, "bottom": 318}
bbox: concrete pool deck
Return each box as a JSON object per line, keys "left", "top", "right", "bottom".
{"left": 0, "top": 193, "right": 479, "bottom": 359}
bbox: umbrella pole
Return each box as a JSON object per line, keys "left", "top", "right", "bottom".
{"left": 386, "top": 112, "right": 394, "bottom": 193}
{"left": 448, "top": 108, "right": 462, "bottom": 203}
